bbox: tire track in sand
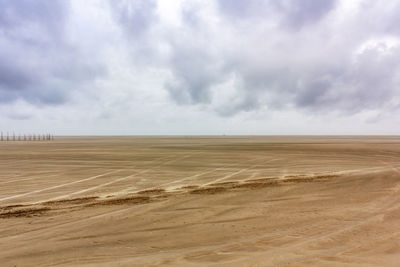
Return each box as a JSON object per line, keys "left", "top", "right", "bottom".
{"left": 202, "top": 158, "right": 282, "bottom": 186}
{"left": 0, "top": 170, "right": 121, "bottom": 202}
{"left": 38, "top": 154, "right": 187, "bottom": 202}
{"left": 45, "top": 153, "right": 202, "bottom": 201}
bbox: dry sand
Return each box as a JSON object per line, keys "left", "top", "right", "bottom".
{"left": 1, "top": 136, "right": 400, "bottom": 266}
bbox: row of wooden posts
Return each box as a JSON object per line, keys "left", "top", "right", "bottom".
{"left": 0, "top": 132, "right": 54, "bottom": 141}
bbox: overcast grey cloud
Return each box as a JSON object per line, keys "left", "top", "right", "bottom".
{"left": 0, "top": 0, "right": 400, "bottom": 134}
{"left": 110, "top": 0, "right": 157, "bottom": 36}
{"left": 217, "top": 0, "right": 337, "bottom": 29}
{"left": 0, "top": 0, "right": 105, "bottom": 105}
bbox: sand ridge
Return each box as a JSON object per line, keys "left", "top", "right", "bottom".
{"left": 0, "top": 172, "right": 339, "bottom": 219}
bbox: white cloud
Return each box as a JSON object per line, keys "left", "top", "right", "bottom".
{"left": 1, "top": 0, "right": 400, "bottom": 135}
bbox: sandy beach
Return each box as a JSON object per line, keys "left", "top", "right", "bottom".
{"left": 1, "top": 136, "right": 400, "bottom": 266}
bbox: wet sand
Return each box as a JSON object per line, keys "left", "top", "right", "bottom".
{"left": 1, "top": 136, "right": 400, "bottom": 266}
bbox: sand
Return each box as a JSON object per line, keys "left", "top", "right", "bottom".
{"left": 1, "top": 136, "right": 400, "bottom": 266}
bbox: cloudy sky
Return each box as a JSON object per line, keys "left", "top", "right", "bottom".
{"left": 1, "top": 0, "right": 400, "bottom": 135}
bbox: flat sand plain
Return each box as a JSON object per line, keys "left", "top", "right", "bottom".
{"left": 1, "top": 136, "right": 400, "bottom": 266}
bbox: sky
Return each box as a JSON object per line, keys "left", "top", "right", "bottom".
{"left": 0, "top": 0, "right": 400, "bottom": 135}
